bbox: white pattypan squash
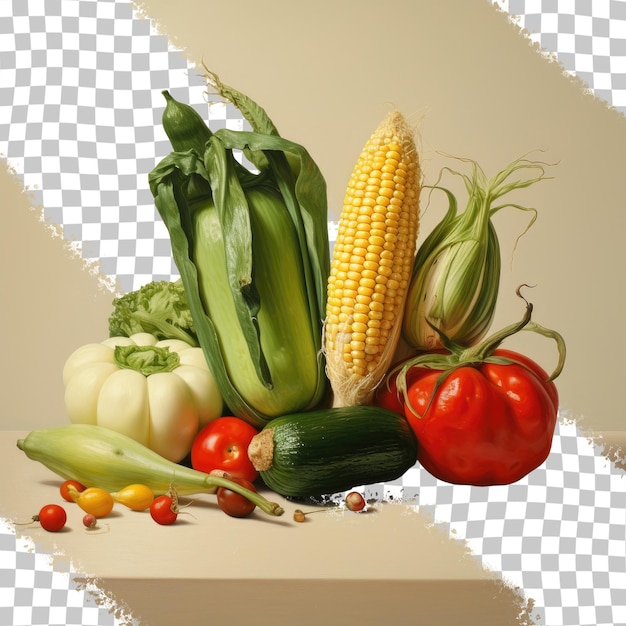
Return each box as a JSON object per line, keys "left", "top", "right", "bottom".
{"left": 62, "top": 332, "right": 223, "bottom": 463}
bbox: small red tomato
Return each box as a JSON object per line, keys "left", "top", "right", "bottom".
{"left": 150, "top": 495, "right": 179, "bottom": 526}
{"left": 36, "top": 504, "right": 67, "bottom": 532}
{"left": 217, "top": 477, "right": 257, "bottom": 518}
{"left": 82, "top": 514, "right": 98, "bottom": 529}
{"left": 345, "top": 491, "right": 366, "bottom": 512}
{"left": 191, "top": 417, "right": 260, "bottom": 482}
{"left": 60, "top": 480, "right": 86, "bottom": 502}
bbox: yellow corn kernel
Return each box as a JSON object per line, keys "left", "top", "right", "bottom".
{"left": 325, "top": 110, "right": 421, "bottom": 407}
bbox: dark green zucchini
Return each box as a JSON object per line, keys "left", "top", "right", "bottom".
{"left": 247, "top": 406, "right": 418, "bottom": 498}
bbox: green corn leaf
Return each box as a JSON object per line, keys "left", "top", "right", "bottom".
{"left": 211, "top": 128, "right": 330, "bottom": 323}
{"left": 149, "top": 129, "right": 329, "bottom": 426}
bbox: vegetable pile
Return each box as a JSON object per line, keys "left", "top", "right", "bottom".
{"left": 16, "top": 70, "right": 566, "bottom": 531}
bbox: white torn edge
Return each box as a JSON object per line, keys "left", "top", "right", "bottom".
{"left": 1, "top": 157, "right": 118, "bottom": 295}
{"left": 2, "top": 517, "right": 138, "bottom": 626}
{"left": 488, "top": 0, "right": 624, "bottom": 118}
{"left": 403, "top": 408, "right": 626, "bottom": 626}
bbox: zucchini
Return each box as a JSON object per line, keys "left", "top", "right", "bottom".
{"left": 248, "top": 406, "right": 418, "bottom": 498}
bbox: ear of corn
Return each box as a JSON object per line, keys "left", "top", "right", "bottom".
{"left": 324, "top": 111, "right": 421, "bottom": 408}
{"left": 402, "top": 154, "right": 550, "bottom": 351}
{"left": 149, "top": 85, "right": 330, "bottom": 428}
{"left": 191, "top": 184, "right": 324, "bottom": 418}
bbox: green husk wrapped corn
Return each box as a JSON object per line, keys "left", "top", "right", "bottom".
{"left": 148, "top": 73, "right": 330, "bottom": 428}
{"left": 402, "top": 153, "right": 551, "bottom": 350}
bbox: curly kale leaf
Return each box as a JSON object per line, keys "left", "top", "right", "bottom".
{"left": 108, "top": 279, "right": 198, "bottom": 346}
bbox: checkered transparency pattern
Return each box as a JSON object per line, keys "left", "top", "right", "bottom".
{"left": 319, "top": 416, "right": 626, "bottom": 626}
{"left": 1, "top": 2, "right": 626, "bottom": 626}
{"left": 412, "top": 417, "right": 626, "bottom": 626}
{"left": 0, "top": 519, "right": 130, "bottom": 626}
{"left": 491, "top": 0, "right": 626, "bottom": 115}
{"left": 0, "top": 0, "right": 248, "bottom": 294}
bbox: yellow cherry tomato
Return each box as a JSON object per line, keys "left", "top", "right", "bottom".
{"left": 111, "top": 484, "right": 155, "bottom": 511}
{"left": 68, "top": 485, "right": 114, "bottom": 518}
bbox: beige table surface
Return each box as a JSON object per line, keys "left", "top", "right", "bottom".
{"left": 1, "top": 428, "right": 543, "bottom": 626}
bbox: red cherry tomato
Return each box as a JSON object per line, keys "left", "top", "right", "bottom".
{"left": 36, "top": 504, "right": 67, "bottom": 532}
{"left": 60, "top": 480, "right": 86, "bottom": 502}
{"left": 345, "top": 491, "right": 366, "bottom": 512}
{"left": 191, "top": 417, "right": 260, "bottom": 482}
{"left": 217, "top": 477, "right": 257, "bottom": 518}
{"left": 150, "top": 494, "right": 178, "bottom": 526}
{"left": 82, "top": 514, "right": 98, "bottom": 529}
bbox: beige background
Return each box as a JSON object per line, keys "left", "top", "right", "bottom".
{"left": 2, "top": 0, "right": 625, "bottom": 433}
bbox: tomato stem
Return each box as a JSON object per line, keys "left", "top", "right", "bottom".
{"left": 457, "top": 285, "right": 566, "bottom": 381}
{"left": 395, "top": 285, "right": 566, "bottom": 416}
{"left": 458, "top": 284, "right": 534, "bottom": 364}
{"left": 13, "top": 516, "right": 39, "bottom": 526}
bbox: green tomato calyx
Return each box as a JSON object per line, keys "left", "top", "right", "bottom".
{"left": 394, "top": 285, "right": 567, "bottom": 418}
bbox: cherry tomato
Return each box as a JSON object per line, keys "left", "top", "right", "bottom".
{"left": 217, "top": 477, "right": 257, "bottom": 518}
{"left": 69, "top": 486, "right": 114, "bottom": 518}
{"left": 150, "top": 494, "right": 179, "bottom": 526}
{"left": 191, "top": 417, "right": 260, "bottom": 482}
{"left": 82, "top": 514, "right": 98, "bottom": 529}
{"left": 59, "top": 480, "right": 86, "bottom": 502}
{"left": 373, "top": 375, "right": 406, "bottom": 415}
{"left": 111, "top": 484, "right": 155, "bottom": 511}
{"left": 36, "top": 504, "right": 67, "bottom": 532}
{"left": 345, "top": 491, "right": 366, "bottom": 512}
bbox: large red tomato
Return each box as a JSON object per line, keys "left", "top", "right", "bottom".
{"left": 403, "top": 348, "right": 559, "bottom": 486}
{"left": 191, "top": 417, "right": 259, "bottom": 482}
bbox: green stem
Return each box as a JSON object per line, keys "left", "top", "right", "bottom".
{"left": 396, "top": 285, "right": 566, "bottom": 414}
{"left": 457, "top": 284, "right": 534, "bottom": 364}
{"left": 522, "top": 321, "right": 567, "bottom": 382}
{"left": 197, "top": 475, "right": 284, "bottom": 516}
